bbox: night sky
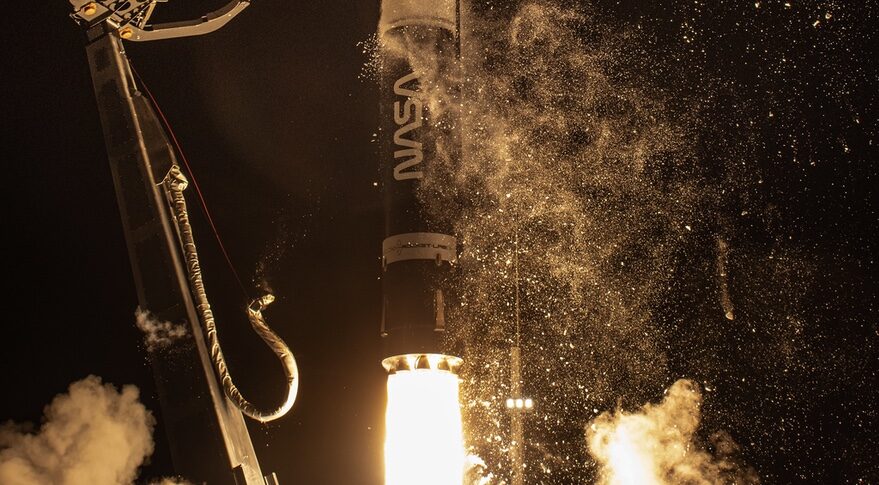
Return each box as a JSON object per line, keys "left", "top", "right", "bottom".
{"left": 3, "top": 1, "right": 877, "bottom": 484}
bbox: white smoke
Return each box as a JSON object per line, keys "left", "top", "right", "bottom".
{"left": 135, "top": 308, "right": 187, "bottom": 352}
{"left": 587, "top": 379, "right": 758, "bottom": 485}
{"left": 463, "top": 454, "right": 495, "bottom": 485}
{"left": 0, "top": 376, "right": 156, "bottom": 485}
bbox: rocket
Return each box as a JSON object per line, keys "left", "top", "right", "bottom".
{"left": 378, "top": 0, "right": 462, "bottom": 374}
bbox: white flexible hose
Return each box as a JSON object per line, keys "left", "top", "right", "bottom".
{"left": 165, "top": 165, "right": 299, "bottom": 423}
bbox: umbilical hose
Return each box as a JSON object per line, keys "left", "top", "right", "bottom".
{"left": 165, "top": 165, "right": 299, "bottom": 423}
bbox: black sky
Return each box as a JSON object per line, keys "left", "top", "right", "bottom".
{"left": 3, "top": 1, "right": 877, "bottom": 484}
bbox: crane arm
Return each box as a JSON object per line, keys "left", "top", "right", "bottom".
{"left": 70, "top": 0, "right": 250, "bottom": 41}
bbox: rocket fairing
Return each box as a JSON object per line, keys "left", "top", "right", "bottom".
{"left": 378, "top": 0, "right": 462, "bottom": 371}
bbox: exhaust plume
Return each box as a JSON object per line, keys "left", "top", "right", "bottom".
{"left": 0, "top": 376, "right": 156, "bottom": 485}
{"left": 586, "top": 379, "right": 758, "bottom": 485}
{"left": 384, "top": 369, "right": 465, "bottom": 485}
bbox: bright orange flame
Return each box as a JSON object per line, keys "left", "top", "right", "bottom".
{"left": 600, "top": 418, "right": 661, "bottom": 485}
{"left": 384, "top": 369, "right": 465, "bottom": 485}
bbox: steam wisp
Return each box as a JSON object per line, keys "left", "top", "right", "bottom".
{"left": 135, "top": 308, "right": 188, "bottom": 352}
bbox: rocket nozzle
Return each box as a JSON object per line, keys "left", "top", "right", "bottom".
{"left": 382, "top": 353, "right": 463, "bottom": 375}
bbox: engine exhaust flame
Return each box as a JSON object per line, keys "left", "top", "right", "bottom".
{"left": 385, "top": 367, "right": 465, "bottom": 485}
{"left": 586, "top": 379, "right": 758, "bottom": 485}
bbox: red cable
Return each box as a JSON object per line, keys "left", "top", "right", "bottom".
{"left": 130, "top": 63, "right": 251, "bottom": 300}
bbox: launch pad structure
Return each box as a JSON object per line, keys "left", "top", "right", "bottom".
{"left": 69, "top": 1, "right": 287, "bottom": 483}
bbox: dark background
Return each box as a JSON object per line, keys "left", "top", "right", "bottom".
{"left": 2, "top": 1, "right": 876, "bottom": 484}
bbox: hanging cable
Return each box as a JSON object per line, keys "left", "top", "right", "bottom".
{"left": 514, "top": 230, "right": 521, "bottom": 348}
{"left": 165, "top": 166, "right": 299, "bottom": 422}
{"left": 130, "top": 63, "right": 251, "bottom": 300}
{"left": 129, "top": 62, "right": 298, "bottom": 421}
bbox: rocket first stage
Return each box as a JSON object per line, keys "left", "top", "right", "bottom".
{"left": 378, "top": 0, "right": 462, "bottom": 374}
{"left": 378, "top": 7, "right": 467, "bottom": 482}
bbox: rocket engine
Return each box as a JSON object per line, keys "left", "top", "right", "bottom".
{"left": 378, "top": 2, "right": 467, "bottom": 481}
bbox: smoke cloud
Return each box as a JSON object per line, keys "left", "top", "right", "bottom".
{"left": 463, "top": 454, "right": 495, "bottom": 485}
{"left": 0, "top": 376, "right": 156, "bottom": 485}
{"left": 587, "top": 379, "right": 758, "bottom": 485}
{"left": 135, "top": 308, "right": 187, "bottom": 352}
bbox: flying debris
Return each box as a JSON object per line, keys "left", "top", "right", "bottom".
{"left": 716, "top": 237, "right": 735, "bottom": 321}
